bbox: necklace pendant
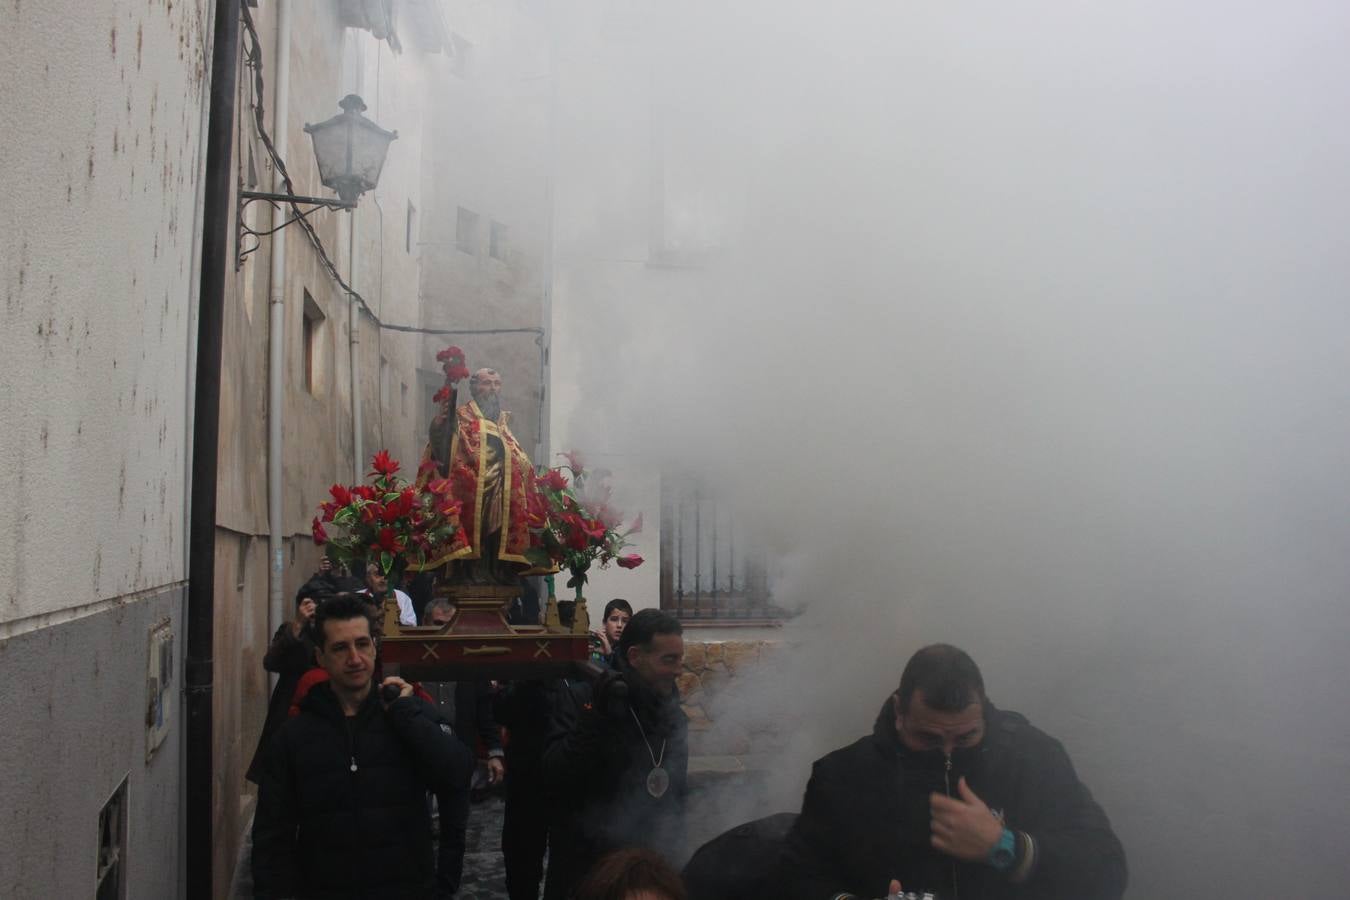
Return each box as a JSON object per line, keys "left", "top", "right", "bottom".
{"left": 646, "top": 765, "right": 670, "bottom": 799}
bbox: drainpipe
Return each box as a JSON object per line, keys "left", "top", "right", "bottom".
{"left": 349, "top": 213, "right": 363, "bottom": 481}
{"left": 186, "top": 0, "right": 240, "bottom": 894}
{"left": 267, "top": 0, "right": 292, "bottom": 638}
{"left": 349, "top": 36, "right": 365, "bottom": 482}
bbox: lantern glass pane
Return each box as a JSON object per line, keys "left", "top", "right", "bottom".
{"left": 350, "top": 124, "right": 393, "bottom": 187}
{"left": 309, "top": 121, "right": 352, "bottom": 184}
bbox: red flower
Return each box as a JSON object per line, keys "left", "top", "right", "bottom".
{"left": 433, "top": 386, "right": 451, "bottom": 404}
{"left": 566, "top": 528, "right": 590, "bottom": 551}
{"left": 311, "top": 517, "right": 328, "bottom": 545}
{"left": 438, "top": 499, "right": 463, "bottom": 519}
{"left": 582, "top": 519, "right": 609, "bottom": 542}
{"left": 444, "top": 363, "right": 471, "bottom": 383}
{"left": 540, "top": 470, "right": 569, "bottom": 492}
{"left": 319, "top": 501, "right": 337, "bottom": 522}
{"left": 361, "top": 504, "right": 380, "bottom": 524}
{"left": 352, "top": 485, "right": 377, "bottom": 501}
{"left": 373, "top": 527, "right": 404, "bottom": 553}
{"left": 427, "top": 477, "right": 453, "bottom": 497}
{"left": 329, "top": 483, "right": 353, "bottom": 507}
{"left": 435, "top": 345, "right": 466, "bottom": 363}
{"left": 368, "top": 450, "right": 400, "bottom": 478}
{"left": 616, "top": 553, "right": 644, "bottom": 569}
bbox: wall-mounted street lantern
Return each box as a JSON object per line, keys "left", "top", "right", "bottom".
{"left": 238, "top": 94, "right": 398, "bottom": 266}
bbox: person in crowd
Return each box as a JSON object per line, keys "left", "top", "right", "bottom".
{"left": 360, "top": 561, "right": 417, "bottom": 627}
{"left": 591, "top": 598, "right": 633, "bottom": 665}
{"left": 251, "top": 594, "right": 474, "bottom": 900}
{"left": 777, "top": 643, "right": 1127, "bottom": 900}
{"left": 495, "top": 674, "right": 555, "bottom": 900}
{"left": 420, "top": 598, "right": 506, "bottom": 784}
{"left": 542, "top": 609, "right": 689, "bottom": 899}
{"left": 575, "top": 847, "right": 689, "bottom": 900}
{"left": 244, "top": 577, "right": 327, "bottom": 784}
{"left": 680, "top": 813, "right": 798, "bottom": 900}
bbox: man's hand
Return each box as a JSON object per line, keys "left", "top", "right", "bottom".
{"left": 486, "top": 757, "right": 505, "bottom": 785}
{"left": 591, "top": 630, "right": 612, "bottom": 655}
{"left": 930, "top": 777, "right": 1004, "bottom": 863}
{"left": 379, "top": 676, "right": 414, "bottom": 707}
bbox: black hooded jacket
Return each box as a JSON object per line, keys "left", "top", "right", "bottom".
{"left": 251, "top": 681, "right": 475, "bottom": 899}
{"left": 778, "top": 699, "right": 1127, "bottom": 900}
{"left": 541, "top": 659, "right": 690, "bottom": 864}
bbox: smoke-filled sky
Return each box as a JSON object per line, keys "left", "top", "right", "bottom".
{"left": 544, "top": 1, "right": 1350, "bottom": 893}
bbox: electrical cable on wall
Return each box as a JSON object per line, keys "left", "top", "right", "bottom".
{"left": 240, "top": 6, "right": 546, "bottom": 343}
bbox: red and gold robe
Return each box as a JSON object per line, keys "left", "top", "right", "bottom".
{"left": 417, "top": 400, "right": 536, "bottom": 569}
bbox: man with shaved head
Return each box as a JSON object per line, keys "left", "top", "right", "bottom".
{"left": 778, "top": 644, "right": 1126, "bottom": 900}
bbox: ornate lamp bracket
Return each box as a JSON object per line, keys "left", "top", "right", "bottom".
{"left": 237, "top": 189, "right": 355, "bottom": 268}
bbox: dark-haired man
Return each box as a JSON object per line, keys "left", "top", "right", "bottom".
{"left": 252, "top": 595, "right": 474, "bottom": 899}
{"left": 542, "top": 608, "right": 690, "bottom": 899}
{"left": 778, "top": 644, "right": 1126, "bottom": 900}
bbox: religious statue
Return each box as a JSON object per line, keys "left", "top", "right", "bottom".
{"left": 419, "top": 361, "right": 539, "bottom": 584}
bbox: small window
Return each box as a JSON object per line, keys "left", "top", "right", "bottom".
{"left": 96, "top": 777, "right": 129, "bottom": 900}
{"left": 405, "top": 200, "right": 417, "bottom": 254}
{"left": 302, "top": 290, "right": 325, "bottom": 395}
{"left": 489, "top": 220, "right": 508, "bottom": 261}
{"left": 456, "top": 206, "right": 479, "bottom": 254}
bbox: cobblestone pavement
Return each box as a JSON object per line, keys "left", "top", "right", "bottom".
{"left": 457, "top": 793, "right": 510, "bottom": 899}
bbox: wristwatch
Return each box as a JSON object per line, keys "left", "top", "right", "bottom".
{"left": 988, "top": 827, "right": 1017, "bottom": 870}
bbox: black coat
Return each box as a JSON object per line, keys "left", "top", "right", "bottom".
{"left": 778, "top": 700, "right": 1127, "bottom": 900}
{"left": 246, "top": 624, "right": 316, "bottom": 785}
{"left": 251, "top": 682, "right": 475, "bottom": 900}
{"left": 541, "top": 666, "right": 689, "bottom": 889}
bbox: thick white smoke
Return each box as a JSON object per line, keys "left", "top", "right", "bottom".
{"left": 548, "top": 1, "right": 1350, "bottom": 894}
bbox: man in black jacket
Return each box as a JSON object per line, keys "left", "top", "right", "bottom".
{"left": 779, "top": 644, "right": 1126, "bottom": 900}
{"left": 252, "top": 594, "right": 475, "bottom": 900}
{"left": 541, "top": 608, "right": 690, "bottom": 900}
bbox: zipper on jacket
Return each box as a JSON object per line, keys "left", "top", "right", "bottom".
{"left": 346, "top": 717, "right": 359, "bottom": 773}
{"left": 945, "top": 754, "right": 960, "bottom": 900}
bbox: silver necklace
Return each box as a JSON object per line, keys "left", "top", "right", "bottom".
{"left": 629, "top": 708, "right": 670, "bottom": 799}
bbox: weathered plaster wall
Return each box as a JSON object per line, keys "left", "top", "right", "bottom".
{"left": 0, "top": 0, "right": 210, "bottom": 626}
{"left": 0, "top": 586, "right": 185, "bottom": 898}
{"left": 0, "top": 0, "right": 210, "bottom": 896}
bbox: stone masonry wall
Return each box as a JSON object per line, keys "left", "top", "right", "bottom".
{"left": 678, "top": 639, "right": 785, "bottom": 756}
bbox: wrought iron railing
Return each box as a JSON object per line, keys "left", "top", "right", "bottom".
{"left": 659, "top": 477, "right": 782, "bottom": 623}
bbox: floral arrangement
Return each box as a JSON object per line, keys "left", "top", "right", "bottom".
{"left": 311, "top": 450, "right": 465, "bottom": 576}
{"left": 432, "top": 345, "right": 471, "bottom": 405}
{"left": 527, "top": 450, "right": 643, "bottom": 595}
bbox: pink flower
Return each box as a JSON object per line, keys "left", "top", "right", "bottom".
{"left": 616, "top": 553, "right": 644, "bottom": 569}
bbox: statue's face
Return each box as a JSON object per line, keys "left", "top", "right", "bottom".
{"left": 471, "top": 369, "right": 502, "bottom": 402}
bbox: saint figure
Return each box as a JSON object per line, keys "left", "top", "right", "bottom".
{"left": 420, "top": 367, "right": 537, "bottom": 583}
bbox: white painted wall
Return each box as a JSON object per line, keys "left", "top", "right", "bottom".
{"left": 0, "top": 1, "right": 210, "bottom": 896}
{"left": 0, "top": 0, "right": 210, "bottom": 629}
